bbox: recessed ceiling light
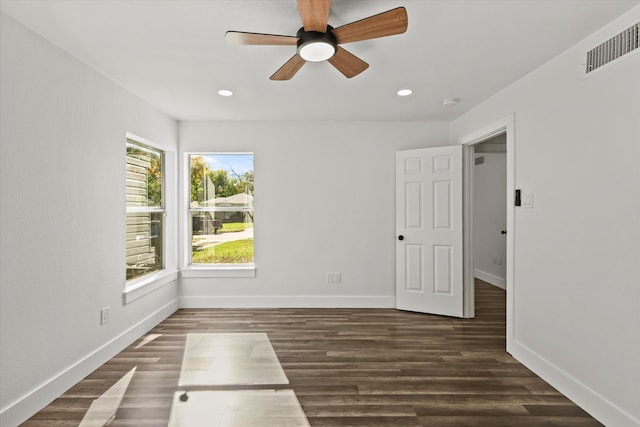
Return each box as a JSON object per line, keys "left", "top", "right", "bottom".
{"left": 218, "top": 89, "right": 234, "bottom": 97}
{"left": 397, "top": 89, "right": 413, "bottom": 96}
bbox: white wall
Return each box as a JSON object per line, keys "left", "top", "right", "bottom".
{"left": 0, "top": 14, "right": 179, "bottom": 425}
{"left": 451, "top": 6, "right": 640, "bottom": 426}
{"left": 3, "top": 3, "right": 638, "bottom": 426}
{"left": 473, "top": 152, "right": 507, "bottom": 288}
{"left": 179, "top": 121, "right": 449, "bottom": 307}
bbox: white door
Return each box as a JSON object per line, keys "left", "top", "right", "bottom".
{"left": 396, "top": 146, "right": 463, "bottom": 317}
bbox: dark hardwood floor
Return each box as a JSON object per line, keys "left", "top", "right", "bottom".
{"left": 22, "top": 280, "right": 601, "bottom": 426}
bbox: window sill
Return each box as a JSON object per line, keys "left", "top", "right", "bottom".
{"left": 181, "top": 265, "right": 256, "bottom": 278}
{"left": 124, "top": 270, "right": 179, "bottom": 304}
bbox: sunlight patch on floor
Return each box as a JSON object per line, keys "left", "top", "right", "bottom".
{"left": 178, "top": 333, "right": 289, "bottom": 386}
{"left": 168, "top": 390, "right": 309, "bottom": 427}
{"left": 78, "top": 366, "right": 136, "bottom": 427}
{"left": 135, "top": 333, "right": 162, "bottom": 349}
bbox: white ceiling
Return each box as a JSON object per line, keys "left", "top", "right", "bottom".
{"left": 1, "top": 0, "right": 638, "bottom": 122}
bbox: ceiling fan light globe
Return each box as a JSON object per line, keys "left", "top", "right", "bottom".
{"left": 299, "top": 41, "right": 336, "bottom": 62}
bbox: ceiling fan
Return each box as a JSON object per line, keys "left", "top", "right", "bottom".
{"left": 225, "top": 0, "right": 408, "bottom": 80}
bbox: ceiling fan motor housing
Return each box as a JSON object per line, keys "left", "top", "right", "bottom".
{"left": 296, "top": 26, "right": 337, "bottom": 62}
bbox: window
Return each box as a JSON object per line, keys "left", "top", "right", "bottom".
{"left": 126, "top": 139, "right": 164, "bottom": 281}
{"left": 188, "top": 153, "right": 254, "bottom": 267}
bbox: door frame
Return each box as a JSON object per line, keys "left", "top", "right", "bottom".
{"left": 459, "top": 115, "right": 515, "bottom": 351}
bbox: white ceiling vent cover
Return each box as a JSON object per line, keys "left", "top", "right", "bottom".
{"left": 586, "top": 22, "right": 639, "bottom": 73}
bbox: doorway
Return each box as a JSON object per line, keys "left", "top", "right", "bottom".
{"left": 460, "top": 115, "right": 514, "bottom": 351}
{"left": 472, "top": 134, "right": 507, "bottom": 290}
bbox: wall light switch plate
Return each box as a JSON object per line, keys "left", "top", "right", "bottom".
{"left": 522, "top": 192, "right": 534, "bottom": 208}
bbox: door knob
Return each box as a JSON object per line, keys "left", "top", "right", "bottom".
{"left": 398, "top": 235, "right": 404, "bottom": 241}
{"left": 501, "top": 230, "right": 507, "bottom": 235}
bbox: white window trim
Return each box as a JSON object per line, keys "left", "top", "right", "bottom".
{"left": 182, "top": 152, "right": 255, "bottom": 278}
{"left": 181, "top": 265, "right": 256, "bottom": 278}
{"left": 124, "top": 269, "right": 179, "bottom": 304}
{"left": 125, "top": 132, "right": 178, "bottom": 298}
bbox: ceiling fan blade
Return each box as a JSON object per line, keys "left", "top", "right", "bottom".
{"left": 298, "top": 0, "right": 331, "bottom": 32}
{"left": 270, "top": 55, "right": 306, "bottom": 80}
{"left": 226, "top": 31, "right": 298, "bottom": 45}
{"left": 328, "top": 47, "right": 369, "bottom": 78}
{"left": 332, "top": 7, "right": 408, "bottom": 44}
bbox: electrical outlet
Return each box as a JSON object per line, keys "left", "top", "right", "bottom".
{"left": 101, "top": 307, "right": 110, "bottom": 325}
{"left": 327, "top": 272, "right": 342, "bottom": 284}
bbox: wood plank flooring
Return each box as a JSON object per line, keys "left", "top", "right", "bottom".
{"left": 22, "top": 280, "right": 601, "bottom": 426}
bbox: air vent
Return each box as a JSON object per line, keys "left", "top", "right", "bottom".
{"left": 586, "top": 22, "right": 639, "bottom": 73}
{"left": 475, "top": 156, "right": 485, "bottom": 166}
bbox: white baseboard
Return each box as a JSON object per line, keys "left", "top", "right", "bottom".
{"left": 179, "top": 295, "right": 395, "bottom": 309}
{"left": 509, "top": 339, "right": 640, "bottom": 427}
{"left": 474, "top": 269, "right": 505, "bottom": 289}
{"left": 0, "top": 299, "right": 178, "bottom": 427}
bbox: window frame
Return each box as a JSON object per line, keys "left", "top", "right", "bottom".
{"left": 182, "top": 152, "right": 256, "bottom": 278}
{"left": 125, "top": 134, "right": 178, "bottom": 298}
